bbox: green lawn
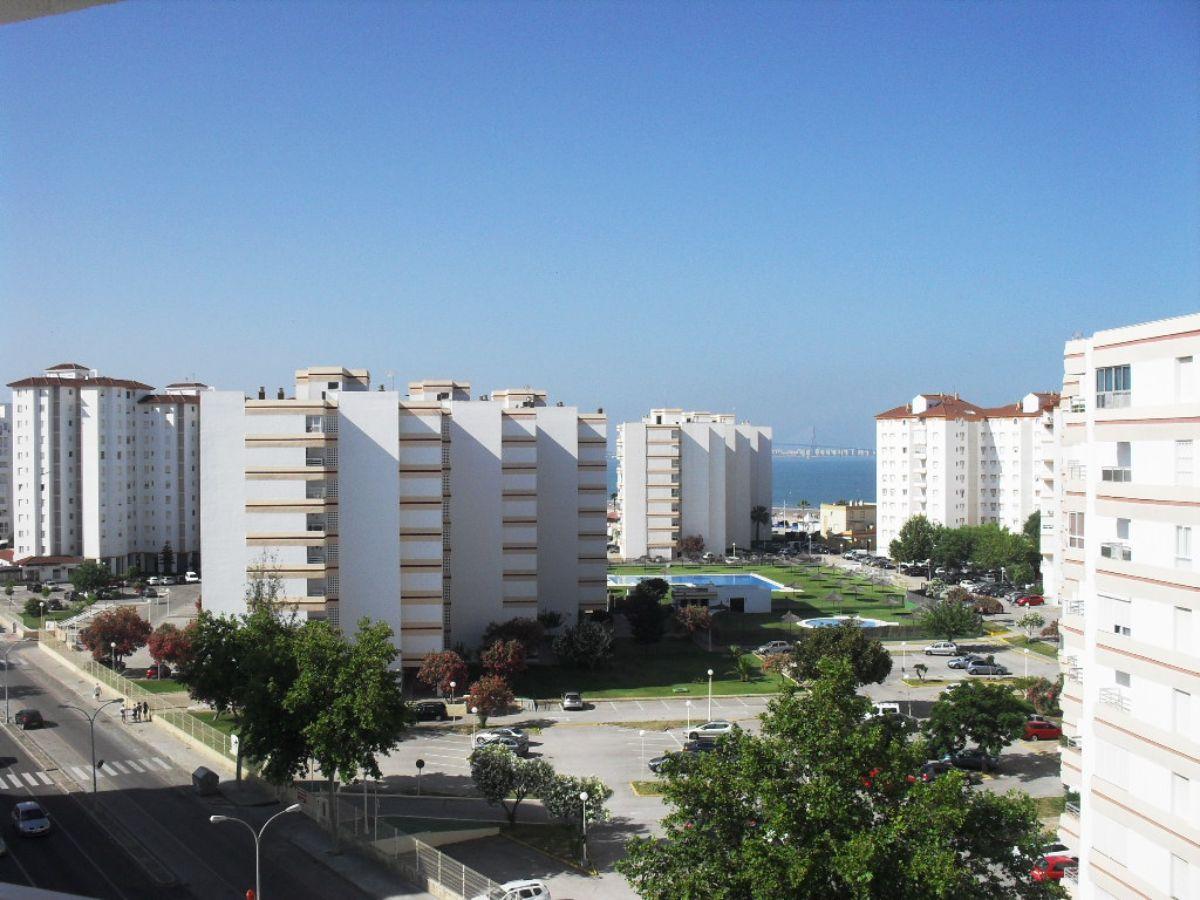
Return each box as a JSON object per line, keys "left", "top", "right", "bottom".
{"left": 131, "top": 678, "right": 186, "bottom": 694}
{"left": 19, "top": 601, "right": 88, "bottom": 629}
{"left": 1033, "top": 795, "right": 1066, "bottom": 818}
{"left": 514, "top": 637, "right": 786, "bottom": 699}
{"left": 502, "top": 823, "right": 587, "bottom": 870}
{"left": 190, "top": 710, "right": 238, "bottom": 736}
{"left": 1005, "top": 636, "right": 1060, "bottom": 658}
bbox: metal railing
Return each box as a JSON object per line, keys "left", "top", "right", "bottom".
{"left": 1098, "top": 687, "right": 1131, "bottom": 712}
{"left": 1068, "top": 397, "right": 1086, "bottom": 414}
{"left": 1096, "top": 390, "right": 1130, "bottom": 409}
{"left": 1064, "top": 801, "right": 1080, "bottom": 818}
{"left": 1066, "top": 464, "right": 1087, "bottom": 482}
{"left": 1063, "top": 866, "right": 1078, "bottom": 885}
{"left": 1064, "top": 599, "right": 1085, "bottom": 616}
{"left": 1065, "top": 735, "right": 1082, "bottom": 751}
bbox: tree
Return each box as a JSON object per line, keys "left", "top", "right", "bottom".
{"left": 468, "top": 744, "right": 554, "bottom": 824}
{"left": 1023, "top": 511, "right": 1041, "bottom": 545}
{"left": 913, "top": 662, "right": 928, "bottom": 682}
{"left": 481, "top": 617, "right": 544, "bottom": 652}
{"left": 624, "top": 586, "right": 667, "bottom": 644}
{"left": 674, "top": 605, "right": 712, "bottom": 635}
{"left": 1025, "top": 675, "right": 1063, "bottom": 716}
{"left": 147, "top": 623, "right": 191, "bottom": 666}
{"left": 888, "top": 515, "right": 938, "bottom": 564}
{"left": 285, "top": 618, "right": 410, "bottom": 844}
{"left": 230, "top": 605, "right": 304, "bottom": 783}
{"left": 552, "top": 620, "right": 614, "bottom": 669}
{"left": 175, "top": 613, "right": 244, "bottom": 718}
{"left": 734, "top": 654, "right": 756, "bottom": 682}
{"left": 1017, "top": 612, "right": 1046, "bottom": 638}
{"left": 917, "top": 598, "right": 982, "bottom": 643}
{"left": 750, "top": 505, "right": 771, "bottom": 545}
{"left": 4, "top": 585, "right": 13, "bottom": 602}
{"left": 466, "top": 674, "right": 514, "bottom": 726}
{"left": 789, "top": 621, "right": 892, "bottom": 685}
{"left": 23, "top": 596, "right": 43, "bottom": 619}
{"left": 69, "top": 560, "right": 111, "bottom": 595}
{"left": 932, "top": 528, "right": 975, "bottom": 570}
{"left": 416, "top": 650, "right": 468, "bottom": 697}
{"left": 481, "top": 639, "right": 527, "bottom": 680}
{"left": 160, "top": 541, "right": 175, "bottom": 575}
{"left": 972, "top": 596, "right": 1003, "bottom": 616}
{"left": 924, "top": 680, "right": 1032, "bottom": 765}
{"left": 617, "top": 657, "right": 1061, "bottom": 898}
{"left": 541, "top": 773, "right": 612, "bottom": 832}
{"left": 1040, "top": 620, "right": 1060, "bottom": 642}
{"left": 680, "top": 534, "right": 705, "bottom": 557}
{"left": 80, "top": 606, "right": 152, "bottom": 665}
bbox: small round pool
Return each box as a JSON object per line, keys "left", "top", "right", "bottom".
{"left": 799, "top": 615, "right": 895, "bottom": 629}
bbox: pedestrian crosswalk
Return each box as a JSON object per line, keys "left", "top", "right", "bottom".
{"left": 0, "top": 757, "right": 172, "bottom": 790}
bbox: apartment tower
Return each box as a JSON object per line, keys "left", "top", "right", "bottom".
{"left": 200, "top": 368, "right": 607, "bottom": 662}
{"left": 617, "top": 409, "right": 772, "bottom": 561}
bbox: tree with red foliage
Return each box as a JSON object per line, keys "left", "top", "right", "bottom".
{"left": 675, "top": 605, "right": 712, "bottom": 635}
{"left": 147, "top": 622, "right": 192, "bottom": 666}
{"left": 80, "top": 606, "right": 152, "bottom": 666}
{"left": 416, "top": 650, "right": 468, "bottom": 698}
{"left": 467, "top": 674, "right": 515, "bottom": 726}
{"left": 481, "top": 640, "right": 527, "bottom": 680}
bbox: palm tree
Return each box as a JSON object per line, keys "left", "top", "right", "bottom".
{"left": 750, "top": 506, "right": 770, "bottom": 546}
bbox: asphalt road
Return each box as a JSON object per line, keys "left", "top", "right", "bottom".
{"left": 0, "top": 639, "right": 374, "bottom": 900}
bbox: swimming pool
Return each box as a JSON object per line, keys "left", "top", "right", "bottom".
{"left": 799, "top": 615, "right": 895, "bottom": 629}
{"left": 607, "top": 573, "right": 787, "bottom": 590}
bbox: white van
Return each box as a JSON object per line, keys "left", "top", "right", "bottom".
{"left": 184, "top": 571, "right": 200, "bottom": 584}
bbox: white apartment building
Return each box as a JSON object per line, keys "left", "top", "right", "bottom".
{"left": 1048, "top": 313, "right": 1200, "bottom": 900}
{"left": 201, "top": 368, "right": 607, "bottom": 663}
{"left": 0, "top": 404, "right": 11, "bottom": 547}
{"left": 616, "top": 409, "right": 772, "bottom": 561}
{"left": 8, "top": 363, "right": 208, "bottom": 574}
{"left": 875, "top": 391, "right": 1060, "bottom": 554}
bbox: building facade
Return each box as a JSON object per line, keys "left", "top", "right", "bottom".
{"left": 201, "top": 367, "right": 607, "bottom": 662}
{"left": 616, "top": 409, "right": 772, "bottom": 561}
{"left": 8, "top": 364, "right": 208, "bottom": 574}
{"left": 819, "top": 500, "right": 877, "bottom": 549}
{"left": 875, "top": 391, "right": 1059, "bottom": 555}
{"left": 1048, "top": 313, "right": 1200, "bottom": 899}
{"left": 0, "top": 404, "right": 11, "bottom": 548}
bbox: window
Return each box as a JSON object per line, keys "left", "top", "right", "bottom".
{"left": 1177, "top": 440, "right": 1194, "bottom": 486}
{"left": 1068, "top": 512, "right": 1085, "bottom": 550}
{"left": 1115, "top": 670, "right": 1131, "bottom": 688}
{"left": 1096, "top": 364, "right": 1131, "bottom": 408}
{"left": 1178, "top": 526, "right": 1193, "bottom": 567}
{"left": 1177, "top": 356, "right": 1195, "bottom": 403}
{"left": 1112, "top": 597, "right": 1131, "bottom": 637}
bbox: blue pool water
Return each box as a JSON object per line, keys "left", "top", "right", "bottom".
{"left": 800, "top": 615, "right": 894, "bottom": 629}
{"left": 607, "top": 573, "right": 786, "bottom": 590}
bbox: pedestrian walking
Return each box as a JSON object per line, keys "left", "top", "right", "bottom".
{"left": 93, "top": 684, "right": 101, "bottom": 701}
{"left": 143, "top": 701, "right": 150, "bottom": 721}
{"left": 120, "top": 706, "right": 127, "bottom": 724}
{"left": 133, "top": 706, "right": 139, "bottom": 723}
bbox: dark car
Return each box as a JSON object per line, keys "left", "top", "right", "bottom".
{"left": 144, "top": 663, "right": 172, "bottom": 680}
{"left": 945, "top": 748, "right": 1000, "bottom": 771}
{"left": 648, "top": 742, "right": 713, "bottom": 773}
{"left": 414, "top": 701, "right": 450, "bottom": 722}
{"left": 14, "top": 709, "right": 43, "bottom": 730}
{"left": 910, "top": 760, "right": 953, "bottom": 783}
{"left": 947, "top": 654, "right": 986, "bottom": 670}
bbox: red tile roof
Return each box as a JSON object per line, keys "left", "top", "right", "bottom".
{"left": 877, "top": 392, "right": 1060, "bottom": 421}
{"left": 164, "top": 382, "right": 210, "bottom": 389}
{"left": 15, "top": 555, "right": 84, "bottom": 567}
{"left": 8, "top": 376, "right": 154, "bottom": 391}
{"left": 0, "top": 550, "right": 14, "bottom": 564}
{"left": 46, "top": 362, "right": 90, "bottom": 371}
{"left": 138, "top": 394, "right": 201, "bottom": 405}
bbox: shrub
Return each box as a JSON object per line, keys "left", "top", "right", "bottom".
{"left": 552, "top": 620, "right": 614, "bottom": 669}
{"left": 481, "top": 617, "right": 544, "bottom": 651}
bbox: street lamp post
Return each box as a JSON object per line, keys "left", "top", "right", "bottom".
{"left": 639, "top": 729, "right": 646, "bottom": 773}
{"left": 706, "top": 668, "right": 714, "bottom": 721}
{"left": 210, "top": 803, "right": 302, "bottom": 900}
{"left": 60, "top": 698, "right": 123, "bottom": 794}
{"left": 470, "top": 707, "right": 479, "bottom": 744}
{"left": 684, "top": 700, "right": 691, "bottom": 733}
{"left": 1023, "top": 648, "right": 1029, "bottom": 679}
{"left": 579, "top": 791, "right": 589, "bottom": 868}
{"left": 109, "top": 641, "right": 117, "bottom": 671}
{"left": 2, "top": 639, "right": 31, "bottom": 723}
{"left": 448, "top": 680, "right": 456, "bottom": 704}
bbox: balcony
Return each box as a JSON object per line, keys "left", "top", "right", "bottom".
{"left": 1066, "top": 464, "right": 1087, "bottom": 482}
{"left": 1100, "top": 466, "right": 1131, "bottom": 483}
{"left": 1064, "top": 801, "right": 1080, "bottom": 819}
{"left": 1064, "top": 734, "right": 1082, "bottom": 752}
{"left": 1096, "top": 390, "right": 1131, "bottom": 410}
{"left": 1098, "top": 687, "right": 1131, "bottom": 712}
{"left": 1063, "top": 867, "right": 1078, "bottom": 887}
{"left": 1100, "top": 542, "right": 1132, "bottom": 562}
{"left": 1064, "top": 598, "right": 1085, "bottom": 616}
{"left": 1068, "top": 397, "right": 1086, "bottom": 414}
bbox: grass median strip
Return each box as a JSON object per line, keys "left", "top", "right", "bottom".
{"left": 630, "top": 780, "right": 666, "bottom": 796}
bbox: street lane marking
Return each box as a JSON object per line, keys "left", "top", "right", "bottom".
{"left": 125, "top": 760, "right": 146, "bottom": 773}
{"left": 150, "top": 757, "right": 170, "bottom": 770}
{"left": 20, "top": 772, "right": 37, "bottom": 787}
{"left": 35, "top": 772, "right": 51, "bottom": 785}
{"left": 6, "top": 774, "right": 23, "bottom": 789}
{"left": 107, "top": 760, "right": 129, "bottom": 775}
{"left": 70, "top": 766, "right": 89, "bottom": 782}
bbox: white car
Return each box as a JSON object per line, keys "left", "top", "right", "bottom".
{"left": 870, "top": 702, "right": 901, "bottom": 717}
{"left": 474, "top": 728, "right": 529, "bottom": 753}
{"left": 755, "top": 640, "right": 793, "bottom": 656}
{"left": 561, "top": 692, "right": 585, "bottom": 711}
{"left": 686, "top": 720, "right": 735, "bottom": 741}
{"left": 924, "top": 641, "right": 959, "bottom": 656}
{"left": 146, "top": 576, "right": 162, "bottom": 586}
{"left": 184, "top": 571, "right": 200, "bottom": 584}
{"left": 472, "top": 879, "right": 551, "bottom": 900}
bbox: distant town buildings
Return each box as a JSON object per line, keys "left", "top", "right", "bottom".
{"left": 201, "top": 367, "right": 607, "bottom": 661}
{"left": 874, "top": 391, "right": 1059, "bottom": 555}
{"left": 1045, "top": 313, "right": 1200, "bottom": 899}
{"left": 819, "top": 500, "right": 876, "bottom": 550}
{"left": 616, "top": 409, "right": 772, "bottom": 560}
{"left": 8, "top": 363, "right": 208, "bottom": 575}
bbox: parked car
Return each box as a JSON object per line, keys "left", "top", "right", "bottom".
{"left": 561, "top": 692, "right": 585, "bottom": 711}
{"left": 184, "top": 571, "right": 200, "bottom": 583}
{"left": 146, "top": 577, "right": 162, "bottom": 586}
{"left": 947, "top": 654, "right": 986, "bottom": 670}
{"left": 755, "top": 640, "right": 793, "bottom": 656}
{"left": 144, "top": 663, "right": 172, "bottom": 680}
{"left": 14, "top": 709, "right": 43, "bottom": 730}
{"left": 687, "top": 720, "right": 735, "bottom": 742}
{"left": 474, "top": 728, "right": 529, "bottom": 753}
{"left": 870, "top": 701, "right": 901, "bottom": 717}
{"left": 11, "top": 802, "right": 51, "bottom": 837}
{"left": 944, "top": 748, "right": 1000, "bottom": 771}
{"left": 1015, "top": 595, "right": 1046, "bottom": 607}
{"left": 141, "top": 588, "right": 159, "bottom": 598}
{"left": 648, "top": 742, "right": 714, "bottom": 773}
{"left": 1024, "top": 719, "right": 1063, "bottom": 741}
{"left": 910, "top": 759, "right": 953, "bottom": 783}
{"left": 414, "top": 701, "right": 450, "bottom": 722}
{"left": 701, "top": 553, "right": 716, "bottom": 562}
{"left": 471, "top": 878, "right": 551, "bottom": 900}
{"left": 923, "top": 641, "right": 959, "bottom": 657}
{"left": 160, "top": 576, "right": 177, "bottom": 586}
{"left": 1032, "top": 854, "right": 1078, "bottom": 883}
{"left": 966, "top": 662, "right": 1011, "bottom": 677}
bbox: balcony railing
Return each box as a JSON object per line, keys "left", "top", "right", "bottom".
{"left": 1096, "top": 390, "right": 1131, "bottom": 409}
{"left": 1063, "top": 866, "right": 1078, "bottom": 886}
{"left": 1098, "top": 687, "right": 1131, "bottom": 712}
{"left": 1064, "top": 598, "right": 1085, "bottom": 616}
{"left": 1100, "top": 542, "right": 1132, "bottom": 562}
{"left": 1066, "top": 464, "right": 1087, "bottom": 481}
{"left": 1068, "top": 397, "right": 1086, "bottom": 414}
{"left": 1101, "top": 466, "right": 1131, "bottom": 483}
{"left": 1065, "top": 735, "right": 1082, "bottom": 751}
{"left": 1064, "top": 801, "right": 1080, "bottom": 818}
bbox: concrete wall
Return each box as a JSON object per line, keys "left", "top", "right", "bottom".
{"left": 200, "top": 391, "right": 249, "bottom": 617}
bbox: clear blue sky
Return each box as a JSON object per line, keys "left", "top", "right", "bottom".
{"left": 3, "top": 1, "right": 1197, "bottom": 447}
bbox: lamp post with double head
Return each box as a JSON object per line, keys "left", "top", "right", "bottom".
{"left": 210, "top": 803, "right": 302, "bottom": 900}
{"left": 60, "top": 697, "right": 123, "bottom": 794}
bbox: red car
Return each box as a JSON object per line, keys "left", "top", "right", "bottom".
{"left": 1015, "top": 595, "right": 1046, "bottom": 607}
{"left": 1024, "top": 719, "right": 1062, "bottom": 741}
{"left": 1032, "top": 854, "right": 1077, "bottom": 882}
{"left": 145, "top": 663, "right": 172, "bottom": 680}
